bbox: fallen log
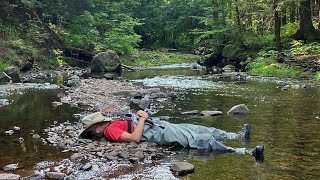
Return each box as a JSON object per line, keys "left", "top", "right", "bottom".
{"left": 121, "top": 64, "right": 135, "bottom": 71}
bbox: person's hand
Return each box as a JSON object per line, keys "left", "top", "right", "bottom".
{"left": 136, "top": 110, "right": 149, "bottom": 121}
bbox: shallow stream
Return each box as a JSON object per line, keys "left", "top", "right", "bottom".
{"left": 1, "top": 68, "right": 320, "bottom": 179}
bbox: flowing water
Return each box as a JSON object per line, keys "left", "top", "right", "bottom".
{"left": 1, "top": 68, "right": 320, "bottom": 179}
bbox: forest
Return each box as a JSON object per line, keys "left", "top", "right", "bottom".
{"left": 1, "top": 0, "right": 320, "bottom": 79}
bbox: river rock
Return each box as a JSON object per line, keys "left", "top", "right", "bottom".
{"left": 32, "top": 134, "right": 41, "bottom": 139}
{"left": 118, "top": 151, "right": 129, "bottom": 159}
{"left": 67, "top": 79, "right": 80, "bottom": 87}
{"left": 0, "top": 99, "right": 10, "bottom": 107}
{"left": 91, "top": 50, "right": 121, "bottom": 72}
{"left": 129, "top": 99, "right": 150, "bottom": 110}
{"left": 200, "top": 110, "right": 223, "bottom": 116}
{"left": 45, "top": 172, "right": 66, "bottom": 180}
{"left": 70, "top": 153, "right": 82, "bottom": 162}
{"left": 52, "top": 102, "right": 63, "bottom": 106}
{"left": 80, "top": 163, "right": 92, "bottom": 171}
{"left": 3, "top": 164, "right": 18, "bottom": 171}
{"left": 113, "top": 90, "right": 144, "bottom": 98}
{"left": 181, "top": 110, "right": 199, "bottom": 115}
{"left": 4, "top": 130, "right": 14, "bottom": 136}
{"left": 227, "top": 104, "right": 250, "bottom": 115}
{"left": 170, "top": 162, "right": 194, "bottom": 176}
{"left": 69, "top": 75, "right": 80, "bottom": 80}
{"left": 13, "top": 126, "right": 20, "bottom": 131}
{"left": 104, "top": 73, "right": 114, "bottom": 80}
{"left": 0, "top": 173, "right": 20, "bottom": 180}
{"left": 134, "top": 151, "right": 145, "bottom": 160}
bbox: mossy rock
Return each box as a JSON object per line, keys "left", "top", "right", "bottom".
{"left": 91, "top": 50, "right": 121, "bottom": 72}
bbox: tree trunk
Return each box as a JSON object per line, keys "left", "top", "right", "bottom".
{"left": 318, "top": 0, "right": 320, "bottom": 29}
{"left": 293, "top": 0, "right": 318, "bottom": 41}
{"left": 235, "top": 0, "right": 240, "bottom": 25}
{"left": 282, "top": 7, "right": 287, "bottom": 25}
{"left": 289, "top": 2, "right": 296, "bottom": 23}
{"left": 274, "top": 0, "right": 282, "bottom": 51}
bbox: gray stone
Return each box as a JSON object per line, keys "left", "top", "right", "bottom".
{"left": 96, "top": 152, "right": 103, "bottom": 157}
{"left": 69, "top": 75, "right": 80, "bottom": 80}
{"left": 222, "top": 65, "right": 236, "bottom": 72}
{"left": 70, "top": 153, "right": 81, "bottom": 162}
{"left": 67, "top": 79, "right": 80, "bottom": 87}
{"left": 129, "top": 142, "right": 138, "bottom": 148}
{"left": 227, "top": 104, "right": 250, "bottom": 115}
{"left": 113, "top": 90, "right": 144, "bottom": 98}
{"left": 45, "top": 172, "right": 66, "bottom": 180}
{"left": 129, "top": 99, "right": 150, "bottom": 111}
{"left": 181, "top": 110, "right": 199, "bottom": 115}
{"left": 32, "top": 134, "right": 41, "bottom": 139}
{"left": 3, "top": 164, "right": 18, "bottom": 171}
{"left": 200, "top": 110, "right": 223, "bottom": 116}
{"left": 0, "top": 99, "right": 10, "bottom": 107}
{"left": 80, "top": 163, "right": 92, "bottom": 171}
{"left": 4, "top": 130, "right": 14, "bottom": 136}
{"left": 0, "top": 173, "right": 20, "bottom": 180}
{"left": 104, "top": 73, "right": 114, "bottom": 80}
{"left": 134, "top": 151, "right": 145, "bottom": 159}
{"left": 52, "top": 102, "right": 63, "bottom": 106}
{"left": 170, "top": 162, "right": 194, "bottom": 176}
{"left": 106, "top": 155, "right": 118, "bottom": 160}
{"left": 118, "top": 151, "right": 129, "bottom": 159}
{"left": 91, "top": 50, "right": 121, "bottom": 72}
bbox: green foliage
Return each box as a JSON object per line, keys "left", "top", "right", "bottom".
{"left": 289, "top": 41, "right": 320, "bottom": 55}
{"left": 0, "top": 62, "right": 10, "bottom": 71}
{"left": 247, "top": 57, "right": 301, "bottom": 78}
{"left": 315, "top": 72, "right": 320, "bottom": 81}
{"left": 121, "top": 50, "right": 199, "bottom": 66}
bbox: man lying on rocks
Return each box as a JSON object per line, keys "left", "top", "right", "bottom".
{"left": 80, "top": 110, "right": 264, "bottom": 162}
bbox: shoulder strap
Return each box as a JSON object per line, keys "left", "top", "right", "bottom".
{"left": 127, "top": 120, "right": 132, "bottom": 133}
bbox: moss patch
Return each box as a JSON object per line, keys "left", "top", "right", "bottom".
{"left": 121, "top": 50, "right": 199, "bottom": 67}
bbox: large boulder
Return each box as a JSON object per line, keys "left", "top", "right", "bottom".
{"left": 0, "top": 66, "right": 21, "bottom": 83}
{"left": 91, "top": 50, "right": 121, "bottom": 72}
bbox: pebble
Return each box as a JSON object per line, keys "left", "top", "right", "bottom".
{"left": 4, "top": 130, "right": 14, "bottom": 136}
{"left": 80, "top": 163, "right": 92, "bottom": 171}
{"left": 170, "top": 162, "right": 194, "bottom": 176}
{"left": 0, "top": 173, "right": 20, "bottom": 180}
{"left": 3, "top": 164, "right": 18, "bottom": 171}
{"left": 45, "top": 172, "right": 66, "bottom": 180}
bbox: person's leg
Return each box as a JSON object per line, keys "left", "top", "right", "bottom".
{"left": 190, "top": 133, "right": 247, "bottom": 154}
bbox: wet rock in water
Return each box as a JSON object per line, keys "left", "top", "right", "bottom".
{"left": 80, "top": 163, "right": 92, "bottom": 171}
{"left": 0, "top": 173, "right": 20, "bottom": 180}
{"left": 13, "top": 126, "right": 20, "bottom": 131}
{"left": 32, "top": 134, "right": 41, "bottom": 139}
{"left": 70, "top": 153, "right": 82, "bottom": 162}
{"left": 170, "top": 162, "right": 194, "bottom": 176}
{"left": 67, "top": 79, "right": 80, "bottom": 87}
{"left": 45, "top": 172, "right": 66, "bottom": 180}
{"left": 181, "top": 110, "right": 199, "bottom": 115}
{"left": 3, "top": 164, "right": 19, "bottom": 171}
{"left": 118, "top": 151, "right": 129, "bottom": 159}
{"left": 200, "top": 110, "right": 223, "bottom": 116}
{"left": 4, "top": 130, "right": 14, "bottom": 136}
{"left": 0, "top": 99, "right": 10, "bottom": 107}
{"left": 104, "top": 73, "right": 114, "bottom": 80}
{"left": 52, "top": 101, "right": 62, "bottom": 106}
{"left": 227, "top": 104, "right": 249, "bottom": 115}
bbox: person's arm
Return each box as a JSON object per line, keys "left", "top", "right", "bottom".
{"left": 119, "top": 110, "right": 148, "bottom": 143}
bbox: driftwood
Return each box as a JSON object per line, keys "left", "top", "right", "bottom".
{"left": 121, "top": 64, "right": 135, "bottom": 71}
